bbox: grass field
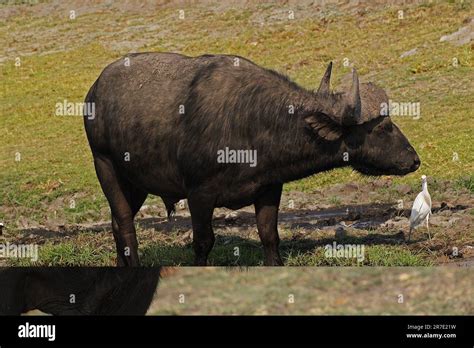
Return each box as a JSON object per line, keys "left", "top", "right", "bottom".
{"left": 0, "top": 0, "right": 473, "bottom": 266}
{"left": 149, "top": 267, "right": 474, "bottom": 315}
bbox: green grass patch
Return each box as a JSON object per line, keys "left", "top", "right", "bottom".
{"left": 10, "top": 241, "right": 115, "bottom": 266}
{"left": 9, "top": 236, "right": 431, "bottom": 266}
{"left": 454, "top": 175, "right": 474, "bottom": 193}
{"left": 285, "top": 245, "right": 431, "bottom": 266}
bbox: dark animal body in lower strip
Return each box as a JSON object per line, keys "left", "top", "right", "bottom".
{"left": 0, "top": 267, "right": 161, "bottom": 315}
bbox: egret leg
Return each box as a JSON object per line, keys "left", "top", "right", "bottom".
{"left": 426, "top": 216, "right": 431, "bottom": 240}
{"left": 407, "top": 227, "right": 413, "bottom": 242}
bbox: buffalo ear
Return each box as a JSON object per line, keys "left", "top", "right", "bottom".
{"left": 304, "top": 115, "right": 342, "bottom": 141}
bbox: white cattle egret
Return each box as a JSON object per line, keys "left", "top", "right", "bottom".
{"left": 408, "top": 175, "right": 432, "bottom": 241}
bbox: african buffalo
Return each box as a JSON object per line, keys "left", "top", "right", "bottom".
{"left": 0, "top": 267, "right": 161, "bottom": 315}
{"left": 84, "top": 53, "right": 420, "bottom": 266}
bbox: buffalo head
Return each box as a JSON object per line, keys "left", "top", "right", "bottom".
{"left": 306, "top": 62, "right": 420, "bottom": 176}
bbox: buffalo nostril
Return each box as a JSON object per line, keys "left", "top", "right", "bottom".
{"left": 413, "top": 157, "right": 421, "bottom": 169}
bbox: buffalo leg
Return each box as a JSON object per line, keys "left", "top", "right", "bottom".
{"left": 255, "top": 184, "right": 283, "bottom": 266}
{"left": 93, "top": 154, "right": 147, "bottom": 266}
{"left": 187, "top": 193, "right": 215, "bottom": 266}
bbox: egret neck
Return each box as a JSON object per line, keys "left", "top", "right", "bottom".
{"left": 421, "top": 176, "right": 428, "bottom": 192}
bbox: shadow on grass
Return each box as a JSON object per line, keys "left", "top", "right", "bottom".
{"left": 139, "top": 232, "right": 429, "bottom": 266}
